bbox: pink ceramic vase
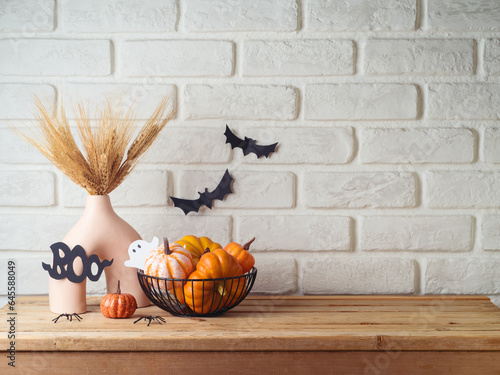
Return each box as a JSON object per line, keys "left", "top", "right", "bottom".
{"left": 49, "top": 195, "right": 150, "bottom": 314}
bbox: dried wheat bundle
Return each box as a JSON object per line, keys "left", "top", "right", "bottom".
{"left": 12, "top": 96, "right": 174, "bottom": 195}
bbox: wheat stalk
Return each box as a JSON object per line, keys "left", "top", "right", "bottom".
{"left": 11, "top": 96, "right": 174, "bottom": 195}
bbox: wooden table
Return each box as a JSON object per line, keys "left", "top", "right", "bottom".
{"left": 2, "top": 295, "right": 500, "bottom": 374}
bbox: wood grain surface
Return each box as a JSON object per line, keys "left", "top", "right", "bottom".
{"left": 2, "top": 295, "right": 500, "bottom": 374}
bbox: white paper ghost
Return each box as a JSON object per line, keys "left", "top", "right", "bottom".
{"left": 124, "top": 237, "right": 159, "bottom": 270}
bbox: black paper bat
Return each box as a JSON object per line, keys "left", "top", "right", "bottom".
{"left": 170, "top": 169, "right": 233, "bottom": 215}
{"left": 224, "top": 125, "right": 278, "bottom": 158}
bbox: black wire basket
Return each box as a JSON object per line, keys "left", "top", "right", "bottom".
{"left": 137, "top": 267, "right": 257, "bottom": 317}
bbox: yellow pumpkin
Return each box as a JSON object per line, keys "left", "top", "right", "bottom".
{"left": 174, "top": 235, "right": 222, "bottom": 266}
{"left": 144, "top": 237, "right": 193, "bottom": 291}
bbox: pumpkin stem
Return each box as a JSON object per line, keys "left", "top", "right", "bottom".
{"left": 243, "top": 237, "right": 256, "bottom": 250}
{"left": 204, "top": 247, "right": 210, "bottom": 254}
{"left": 117, "top": 280, "right": 121, "bottom": 294}
{"left": 163, "top": 237, "right": 171, "bottom": 255}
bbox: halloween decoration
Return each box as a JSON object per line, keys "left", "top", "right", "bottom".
{"left": 170, "top": 169, "right": 233, "bottom": 215}
{"left": 144, "top": 237, "right": 194, "bottom": 290}
{"left": 174, "top": 235, "right": 223, "bottom": 266}
{"left": 52, "top": 313, "right": 82, "bottom": 323}
{"left": 124, "top": 237, "right": 160, "bottom": 269}
{"left": 100, "top": 281, "right": 137, "bottom": 319}
{"left": 12, "top": 96, "right": 175, "bottom": 314}
{"left": 224, "top": 125, "right": 278, "bottom": 158}
{"left": 133, "top": 316, "right": 166, "bottom": 326}
{"left": 42, "top": 242, "right": 113, "bottom": 283}
{"left": 224, "top": 238, "right": 256, "bottom": 274}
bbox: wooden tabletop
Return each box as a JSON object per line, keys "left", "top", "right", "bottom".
{"left": 2, "top": 295, "right": 500, "bottom": 374}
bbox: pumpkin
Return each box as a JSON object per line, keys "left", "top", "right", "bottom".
{"left": 144, "top": 237, "right": 194, "bottom": 291}
{"left": 100, "top": 280, "right": 137, "bottom": 318}
{"left": 174, "top": 235, "right": 222, "bottom": 266}
{"left": 224, "top": 237, "right": 256, "bottom": 274}
{"left": 183, "top": 248, "right": 245, "bottom": 314}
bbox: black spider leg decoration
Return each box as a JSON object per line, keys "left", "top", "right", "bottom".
{"left": 133, "top": 316, "right": 166, "bottom": 326}
{"left": 52, "top": 313, "right": 83, "bottom": 323}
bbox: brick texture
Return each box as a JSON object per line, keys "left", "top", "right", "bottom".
{"left": 0, "top": 39, "right": 111, "bottom": 76}
{"left": 428, "top": 84, "right": 500, "bottom": 120}
{"left": 360, "top": 216, "right": 473, "bottom": 252}
{"left": 429, "top": 0, "right": 500, "bottom": 31}
{"left": 360, "top": 128, "right": 475, "bottom": 164}
{"left": 0, "top": 84, "right": 55, "bottom": 120}
{"left": 243, "top": 40, "right": 353, "bottom": 76}
{"left": 61, "top": 0, "right": 177, "bottom": 33}
{"left": 0, "top": 0, "right": 54, "bottom": 32}
{"left": 184, "top": 85, "right": 297, "bottom": 120}
{"left": 304, "top": 172, "right": 416, "bottom": 208}
{"left": 426, "top": 171, "right": 500, "bottom": 208}
{"left": 365, "top": 39, "right": 474, "bottom": 75}
{"left": 237, "top": 215, "right": 351, "bottom": 251}
{"left": 184, "top": 0, "right": 298, "bottom": 32}
{"left": 0, "top": 171, "right": 55, "bottom": 207}
{"left": 305, "top": 84, "right": 418, "bottom": 120}
{"left": 300, "top": 257, "right": 415, "bottom": 294}
{"left": 122, "top": 40, "right": 233, "bottom": 77}
{"left": 306, "top": 0, "right": 416, "bottom": 31}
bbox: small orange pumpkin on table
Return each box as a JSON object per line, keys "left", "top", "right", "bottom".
{"left": 224, "top": 237, "right": 256, "bottom": 274}
{"left": 183, "top": 248, "right": 245, "bottom": 314}
{"left": 100, "top": 280, "right": 137, "bottom": 318}
{"left": 144, "top": 237, "right": 194, "bottom": 292}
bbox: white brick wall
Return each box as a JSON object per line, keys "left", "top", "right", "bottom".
{"left": 484, "top": 128, "right": 500, "bottom": 162}
{"left": 62, "top": 83, "right": 176, "bottom": 119}
{"left": 484, "top": 39, "right": 500, "bottom": 75}
{"left": 61, "top": 0, "right": 177, "bottom": 33}
{"left": 304, "top": 172, "right": 416, "bottom": 208}
{"left": 121, "top": 40, "right": 234, "bottom": 77}
{"left": 425, "top": 171, "right": 500, "bottom": 208}
{"left": 0, "top": 0, "right": 54, "bottom": 32}
{"left": 360, "top": 128, "right": 476, "bottom": 164}
{"left": 306, "top": 0, "right": 417, "bottom": 31}
{"left": 243, "top": 39, "right": 354, "bottom": 76}
{"left": 365, "top": 39, "right": 474, "bottom": 76}
{"left": 1, "top": 0, "right": 500, "bottom": 303}
{"left": 428, "top": 0, "right": 500, "bottom": 31}
{"left": 0, "top": 171, "right": 55, "bottom": 207}
{"left": 0, "top": 84, "right": 55, "bottom": 119}
{"left": 184, "top": 0, "right": 298, "bottom": 32}
{"left": 0, "top": 39, "right": 111, "bottom": 76}
{"left": 428, "top": 84, "right": 500, "bottom": 119}
{"left": 360, "top": 216, "right": 474, "bottom": 252}
{"left": 184, "top": 85, "right": 297, "bottom": 120}
{"left": 305, "top": 84, "right": 418, "bottom": 120}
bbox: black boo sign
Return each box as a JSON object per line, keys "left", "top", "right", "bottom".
{"left": 42, "top": 242, "right": 113, "bottom": 283}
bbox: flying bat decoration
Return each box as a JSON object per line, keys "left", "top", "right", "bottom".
{"left": 224, "top": 125, "right": 278, "bottom": 158}
{"left": 170, "top": 169, "right": 233, "bottom": 215}
{"left": 124, "top": 237, "right": 159, "bottom": 269}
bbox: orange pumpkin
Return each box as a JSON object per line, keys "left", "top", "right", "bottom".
{"left": 183, "top": 249, "right": 244, "bottom": 314}
{"left": 144, "top": 237, "right": 193, "bottom": 291}
{"left": 174, "top": 235, "right": 222, "bottom": 266}
{"left": 100, "top": 280, "right": 137, "bottom": 318}
{"left": 224, "top": 237, "right": 256, "bottom": 274}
